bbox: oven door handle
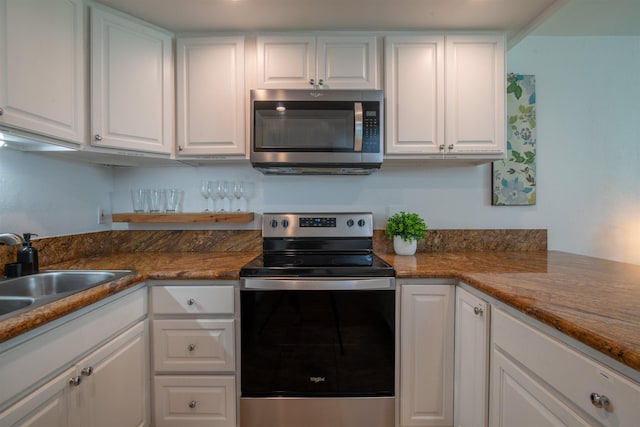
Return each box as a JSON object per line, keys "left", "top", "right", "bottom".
{"left": 241, "top": 277, "right": 395, "bottom": 291}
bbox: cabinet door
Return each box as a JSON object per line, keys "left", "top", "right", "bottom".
{"left": 400, "top": 284, "right": 454, "bottom": 427}
{"left": 257, "top": 36, "right": 316, "bottom": 89}
{"left": 454, "top": 287, "right": 489, "bottom": 427}
{"left": 491, "top": 307, "right": 640, "bottom": 427}
{"left": 490, "top": 348, "right": 592, "bottom": 427}
{"left": 176, "top": 36, "right": 245, "bottom": 156}
{"left": 90, "top": 6, "right": 173, "bottom": 154}
{"left": 445, "top": 35, "right": 505, "bottom": 155}
{"left": 0, "top": 367, "right": 75, "bottom": 427}
{"left": 75, "top": 320, "right": 148, "bottom": 427}
{"left": 0, "top": 0, "right": 85, "bottom": 143}
{"left": 385, "top": 36, "right": 444, "bottom": 155}
{"left": 316, "top": 36, "right": 378, "bottom": 89}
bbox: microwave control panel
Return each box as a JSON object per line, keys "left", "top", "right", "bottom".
{"left": 362, "top": 102, "right": 380, "bottom": 153}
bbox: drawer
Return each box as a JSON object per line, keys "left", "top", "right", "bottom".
{"left": 153, "top": 375, "right": 236, "bottom": 427}
{"left": 492, "top": 308, "right": 640, "bottom": 427}
{"left": 150, "top": 285, "right": 234, "bottom": 315}
{"left": 153, "top": 319, "right": 235, "bottom": 373}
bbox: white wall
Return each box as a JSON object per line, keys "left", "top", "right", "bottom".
{"left": 3, "top": 35, "right": 640, "bottom": 264}
{"left": 0, "top": 149, "right": 113, "bottom": 238}
{"left": 507, "top": 36, "right": 640, "bottom": 264}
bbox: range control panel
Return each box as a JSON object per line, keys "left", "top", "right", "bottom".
{"left": 262, "top": 212, "right": 373, "bottom": 238}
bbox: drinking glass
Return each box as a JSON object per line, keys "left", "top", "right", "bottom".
{"left": 200, "top": 180, "right": 212, "bottom": 212}
{"left": 148, "top": 189, "right": 165, "bottom": 213}
{"left": 165, "top": 189, "right": 182, "bottom": 213}
{"left": 130, "top": 189, "right": 148, "bottom": 213}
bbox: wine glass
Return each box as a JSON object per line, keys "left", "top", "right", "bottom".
{"left": 240, "top": 181, "right": 255, "bottom": 212}
{"left": 233, "top": 182, "right": 243, "bottom": 212}
{"left": 200, "top": 180, "right": 211, "bottom": 212}
{"left": 214, "top": 180, "right": 225, "bottom": 212}
{"left": 221, "top": 181, "right": 232, "bottom": 212}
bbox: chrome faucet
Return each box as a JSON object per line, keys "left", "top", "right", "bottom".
{"left": 0, "top": 233, "right": 25, "bottom": 246}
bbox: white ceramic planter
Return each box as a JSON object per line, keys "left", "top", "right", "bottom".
{"left": 393, "top": 236, "right": 417, "bottom": 256}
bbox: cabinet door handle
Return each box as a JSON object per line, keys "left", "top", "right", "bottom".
{"left": 94, "top": 134, "right": 103, "bottom": 141}
{"left": 69, "top": 376, "right": 82, "bottom": 387}
{"left": 81, "top": 366, "right": 94, "bottom": 376}
{"left": 187, "top": 298, "right": 196, "bottom": 306}
{"left": 448, "top": 144, "right": 454, "bottom": 150}
{"left": 188, "top": 344, "right": 196, "bottom": 352}
{"left": 309, "top": 78, "right": 315, "bottom": 86}
{"left": 439, "top": 144, "right": 445, "bottom": 151}
{"left": 189, "top": 400, "right": 197, "bottom": 409}
{"left": 318, "top": 79, "right": 324, "bottom": 86}
{"left": 474, "top": 306, "right": 484, "bottom": 316}
{"left": 590, "top": 393, "right": 611, "bottom": 410}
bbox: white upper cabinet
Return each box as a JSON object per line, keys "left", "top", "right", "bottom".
{"left": 176, "top": 36, "right": 245, "bottom": 157}
{"left": 90, "top": 6, "right": 173, "bottom": 155}
{"left": 445, "top": 35, "right": 505, "bottom": 156}
{"left": 385, "top": 34, "right": 505, "bottom": 160}
{"left": 257, "top": 35, "right": 379, "bottom": 89}
{"left": 0, "top": 0, "right": 85, "bottom": 144}
{"left": 384, "top": 35, "right": 444, "bottom": 155}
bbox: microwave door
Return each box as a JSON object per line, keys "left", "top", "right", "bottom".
{"left": 354, "top": 102, "right": 363, "bottom": 152}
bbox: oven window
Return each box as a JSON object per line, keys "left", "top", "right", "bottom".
{"left": 254, "top": 101, "right": 355, "bottom": 152}
{"left": 241, "top": 290, "right": 395, "bottom": 397}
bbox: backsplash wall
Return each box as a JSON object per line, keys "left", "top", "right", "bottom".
{"left": 1, "top": 36, "right": 639, "bottom": 265}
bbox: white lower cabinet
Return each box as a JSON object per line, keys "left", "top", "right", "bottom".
{"left": 490, "top": 307, "right": 640, "bottom": 427}
{"left": 0, "top": 288, "right": 149, "bottom": 427}
{"left": 154, "top": 376, "right": 236, "bottom": 427}
{"left": 454, "top": 287, "right": 489, "bottom": 427}
{"left": 399, "top": 281, "right": 455, "bottom": 427}
{"left": 150, "top": 283, "right": 237, "bottom": 427}
{"left": 0, "top": 367, "right": 75, "bottom": 427}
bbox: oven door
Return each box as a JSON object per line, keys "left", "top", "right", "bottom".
{"left": 240, "top": 278, "right": 395, "bottom": 427}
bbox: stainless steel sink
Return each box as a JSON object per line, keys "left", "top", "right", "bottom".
{"left": 0, "top": 270, "right": 133, "bottom": 320}
{"left": 0, "top": 297, "right": 35, "bottom": 316}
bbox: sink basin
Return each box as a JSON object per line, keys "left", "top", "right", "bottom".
{"left": 0, "top": 271, "right": 130, "bottom": 298}
{"left": 0, "top": 297, "right": 35, "bottom": 316}
{"left": 0, "top": 270, "right": 133, "bottom": 320}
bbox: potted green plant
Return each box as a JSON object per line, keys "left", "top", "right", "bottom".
{"left": 385, "top": 211, "right": 427, "bottom": 256}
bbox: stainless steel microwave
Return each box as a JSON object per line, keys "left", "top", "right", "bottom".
{"left": 250, "top": 89, "right": 384, "bottom": 175}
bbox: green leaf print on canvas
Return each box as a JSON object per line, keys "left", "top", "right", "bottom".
{"left": 492, "top": 74, "right": 536, "bottom": 206}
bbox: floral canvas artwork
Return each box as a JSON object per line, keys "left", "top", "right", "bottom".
{"left": 492, "top": 74, "right": 536, "bottom": 206}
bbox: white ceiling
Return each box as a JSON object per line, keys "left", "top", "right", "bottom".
{"left": 94, "top": 0, "right": 640, "bottom": 44}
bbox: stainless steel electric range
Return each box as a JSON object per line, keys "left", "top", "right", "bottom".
{"left": 239, "top": 212, "right": 396, "bottom": 427}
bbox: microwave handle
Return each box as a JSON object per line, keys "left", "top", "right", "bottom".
{"left": 354, "top": 102, "right": 363, "bottom": 152}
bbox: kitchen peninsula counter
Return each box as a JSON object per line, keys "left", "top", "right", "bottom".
{"left": 1, "top": 250, "right": 639, "bottom": 377}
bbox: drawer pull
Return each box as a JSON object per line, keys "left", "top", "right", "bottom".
{"left": 69, "top": 376, "right": 82, "bottom": 387}
{"left": 188, "top": 344, "right": 196, "bottom": 352}
{"left": 474, "top": 306, "right": 484, "bottom": 316}
{"left": 590, "top": 393, "right": 611, "bottom": 410}
{"left": 189, "top": 400, "right": 197, "bottom": 409}
{"left": 187, "top": 298, "right": 196, "bottom": 306}
{"left": 81, "top": 366, "right": 94, "bottom": 376}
